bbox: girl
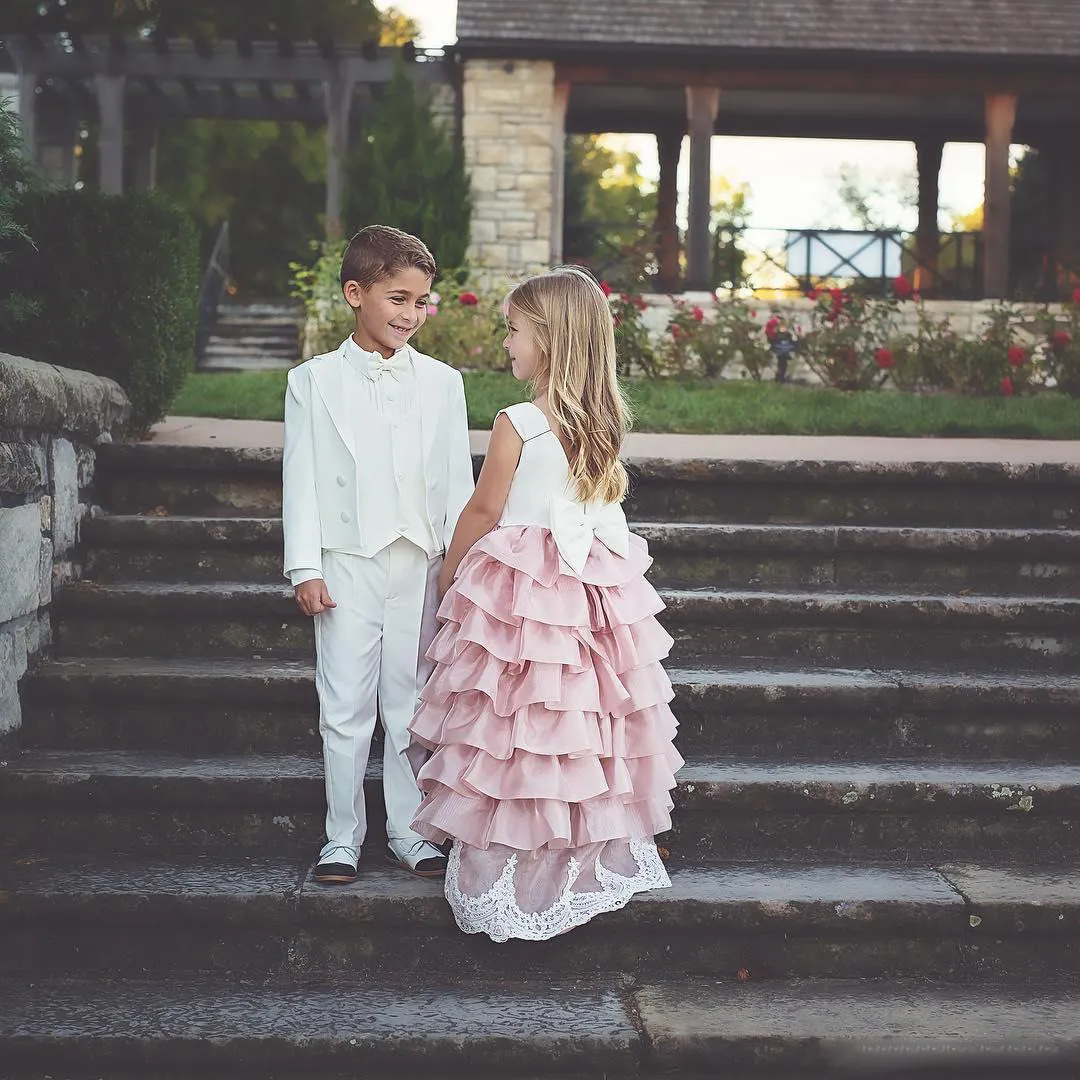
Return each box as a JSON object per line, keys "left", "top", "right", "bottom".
{"left": 408, "top": 266, "right": 683, "bottom": 942}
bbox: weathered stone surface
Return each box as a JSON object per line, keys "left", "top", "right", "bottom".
{"left": 0, "top": 440, "right": 47, "bottom": 494}
{"left": 0, "top": 504, "right": 44, "bottom": 624}
{"left": 0, "top": 352, "right": 129, "bottom": 441}
{"left": 0, "top": 630, "right": 23, "bottom": 735}
{"left": 48, "top": 437, "right": 78, "bottom": 554}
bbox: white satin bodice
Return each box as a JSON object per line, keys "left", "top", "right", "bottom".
{"left": 497, "top": 402, "right": 630, "bottom": 576}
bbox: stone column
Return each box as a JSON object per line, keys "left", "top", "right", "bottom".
{"left": 463, "top": 59, "right": 558, "bottom": 280}
{"left": 550, "top": 81, "right": 570, "bottom": 265}
{"left": 324, "top": 74, "right": 355, "bottom": 241}
{"left": 685, "top": 86, "right": 720, "bottom": 292}
{"left": 915, "top": 135, "right": 944, "bottom": 293}
{"left": 132, "top": 121, "right": 159, "bottom": 190}
{"left": 655, "top": 127, "right": 682, "bottom": 292}
{"left": 982, "top": 92, "right": 1017, "bottom": 299}
{"left": 94, "top": 74, "right": 126, "bottom": 195}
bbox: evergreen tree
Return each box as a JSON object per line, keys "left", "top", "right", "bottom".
{"left": 344, "top": 64, "right": 471, "bottom": 269}
{"left": 0, "top": 98, "right": 45, "bottom": 332}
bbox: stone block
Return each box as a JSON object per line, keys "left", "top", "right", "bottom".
{"left": 516, "top": 171, "right": 552, "bottom": 192}
{"left": 469, "top": 166, "right": 499, "bottom": 194}
{"left": 0, "top": 440, "right": 47, "bottom": 495}
{"left": 519, "top": 239, "right": 553, "bottom": 267}
{"left": 0, "top": 630, "right": 22, "bottom": 735}
{"left": 49, "top": 436, "right": 78, "bottom": 555}
{"left": 497, "top": 218, "right": 544, "bottom": 241}
{"left": 525, "top": 145, "right": 554, "bottom": 172}
{"left": 77, "top": 444, "right": 96, "bottom": 489}
{"left": 0, "top": 503, "right": 44, "bottom": 624}
{"left": 39, "top": 536, "right": 54, "bottom": 607}
{"left": 463, "top": 112, "right": 502, "bottom": 139}
{"left": 471, "top": 219, "right": 498, "bottom": 244}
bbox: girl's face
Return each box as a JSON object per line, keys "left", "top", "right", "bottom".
{"left": 503, "top": 306, "right": 542, "bottom": 382}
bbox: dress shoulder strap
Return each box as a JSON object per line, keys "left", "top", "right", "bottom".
{"left": 497, "top": 401, "right": 552, "bottom": 442}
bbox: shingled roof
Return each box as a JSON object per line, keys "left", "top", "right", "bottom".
{"left": 456, "top": 0, "right": 1080, "bottom": 60}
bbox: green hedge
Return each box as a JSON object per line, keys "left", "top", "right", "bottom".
{"left": 0, "top": 187, "right": 200, "bottom": 432}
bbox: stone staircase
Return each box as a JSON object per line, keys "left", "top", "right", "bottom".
{"left": 199, "top": 300, "right": 302, "bottom": 372}
{"left": 3, "top": 444, "right": 1080, "bottom": 1078}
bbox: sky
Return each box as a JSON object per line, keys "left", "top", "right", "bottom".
{"left": 378, "top": 0, "right": 992, "bottom": 231}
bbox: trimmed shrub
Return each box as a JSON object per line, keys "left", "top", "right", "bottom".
{"left": 0, "top": 187, "right": 200, "bottom": 432}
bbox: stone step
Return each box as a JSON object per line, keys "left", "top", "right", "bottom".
{"left": 3, "top": 854, "right": 1077, "bottom": 980}
{"left": 21, "top": 657, "right": 1080, "bottom": 759}
{"left": 205, "top": 333, "right": 298, "bottom": 348}
{"left": 94, "top": 443, "right": 1080, "bottom": 526}
{"left": 197, "top": 354, "right": 297, "bottom": 373}
{"left": 82, "top": 515, "right": 1080, "bottom": 595}
{"left": 2, "top": 974, "right": 1078, "bottom": 1080}
{"left": 3, "top": 750, "right": 1078, "bottom": 860}
{"left": 49, "top": 580, "right": 1080, "bottom": 669}
{"left": 0, "top": 974, "right": 636, "bottom": 1079}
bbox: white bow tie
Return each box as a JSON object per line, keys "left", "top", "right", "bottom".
{"left": 368, "top": 354, "right": 409, "bottom": 381}
{"left": 549, "top": 492, "right": 630, "bottom": 575}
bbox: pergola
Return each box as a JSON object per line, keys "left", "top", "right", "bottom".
{"left": 4, "top": 34, "right": 452, "bottom": 237}
{"left": 457, "top": 0, "right": 1080, "bottom": 297}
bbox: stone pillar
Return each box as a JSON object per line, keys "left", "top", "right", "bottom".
{"left": 324, "top": 75, "right": 355, "bottom": 241}
{"left": 685, "top": 86, "right": 720, "bottom": 292}
{"left": 915, "top": 136, "right": 944, "bottom": 294}
{"left": 95, "top": 74, "right": 126, "bottom": 195}
{"left": 982, "top": 92, "right": 1017, "bottom": 299}
{"left": 463, "top": 59, "right": 558, "bottom": 280}
{"left": 550, "top": 81, "right": 570, "bottom": 265}
{"left": 655, "top": 127, "right": 682, "bottom": 292}
{"left": 132, "top": 121, "right": 158, "bottom": 190}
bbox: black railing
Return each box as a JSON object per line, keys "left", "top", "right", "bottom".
{"left": 195, "top": 220, "right": 231, "bottom": 362}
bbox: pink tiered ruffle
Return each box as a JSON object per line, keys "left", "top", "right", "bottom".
{"left": 408, "top": 525, "right": 682, "bottom": 940}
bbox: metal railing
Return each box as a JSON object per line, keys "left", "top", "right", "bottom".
{"left": 195, "top": 220, "right": 230, "bottom": 362}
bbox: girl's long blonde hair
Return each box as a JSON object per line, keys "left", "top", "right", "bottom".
{"left": 506, "top": 265, "right": 632, "bottom": 504}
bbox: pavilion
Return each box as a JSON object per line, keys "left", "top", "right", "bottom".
{"left": 455, "top": 0, "right": 1080, "bottom": 297}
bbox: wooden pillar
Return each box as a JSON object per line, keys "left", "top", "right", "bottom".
{"left": 132, "top": 121, "right": 158, "bottom": 190}
{"left": 95, "top": 74, "right": 126, "bottom": 194}
{"left": 655, "top": 127, "right": 682, "bottom": 291}
{"left": 685, "top": 86, "right": 720, "bottom": 292}
{"left": 914, "top": 136, "right": 943, "bottom": 293}
{"left": 16, "top": 70, "right": 37, "bottom": 163}
{"left": 550, "top": 81, "right": 570, "bottom": 265}
{"left": 324, "top": 74, "right": 355, "bottom": 241}
{"left": 982, "top": 92, "right": 1017, "bottom": 298}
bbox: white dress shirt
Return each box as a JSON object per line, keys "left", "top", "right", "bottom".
{"left": 289, "top": 337, "right": 438, "bottom": 586}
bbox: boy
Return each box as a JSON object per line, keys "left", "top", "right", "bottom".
{"left": 283, "top": 225, "right": 474, "bottom": 884}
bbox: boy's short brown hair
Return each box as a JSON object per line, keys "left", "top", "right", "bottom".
{"left": 339, "top": 225, "right": 437, "bottom": 291}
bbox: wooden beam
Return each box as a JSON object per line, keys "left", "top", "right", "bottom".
{"left": 685, "top": 87, "right": 719, "bottom": 291}
{"left": 982, "top": 92, "right": 1017, "bottom": 298}
{"left": 551, "top": 81, "right": 570, "bottom": 265}
{"left": 655, "top": 127, "right": 682, "bottom": 291}
{"left": 915, "top": 136, "right": 944, "bottom": 293}
{"left": 95, "top": 73, "right": 125, "bottom": 194}
{"left": 324, "top": 74, "right": 355, "bottom": 240}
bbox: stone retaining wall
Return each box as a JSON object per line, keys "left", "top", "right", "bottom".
{"left": 0, "top": 352, "right": 129, "bottom": 739}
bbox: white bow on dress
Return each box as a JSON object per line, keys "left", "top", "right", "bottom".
{"left": 549, "top": 491, "right": 630, "bottom": 575}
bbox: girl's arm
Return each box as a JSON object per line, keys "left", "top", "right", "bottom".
{"left": 438, "top": 412, "right": 522, "bottom": 596}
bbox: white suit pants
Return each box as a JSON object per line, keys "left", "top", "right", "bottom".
{"left": 314, "top": 540, "right": 439, "bottom": 856}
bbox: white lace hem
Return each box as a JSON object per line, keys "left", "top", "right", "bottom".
{"left": 444, "top": 839, "right": 671, "bottom": 943}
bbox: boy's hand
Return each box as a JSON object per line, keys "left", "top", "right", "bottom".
{"left": 294, "top": 578, "right": 337, "bottom": 616}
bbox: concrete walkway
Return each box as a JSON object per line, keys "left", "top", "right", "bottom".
{"left": 148, "top": 416, "right": 1080, "bottom": 464}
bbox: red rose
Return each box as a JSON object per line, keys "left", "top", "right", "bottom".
{"left": 1007, "top": 345, "right": 1027, "bottom": 367}
{"left": 692, "top": 306, "right": 705, "bottom": 322}
{"left": 1072, "top": 287, "right": 1080, "bottom": 304}
{"left": 764, "top": 316, "right": 781, "bottom": 340}
{"left": 620, "top": 292, "right": 631, "bottom": 303}
{"left": 633, "top": 295, "right": 647, "bottom": 312}
{"left": 893, "top": 274, "right": 913, "bottom": 299}
{"left": 458, "top": 291, "right": 479, "bottom": 306}
{"left": 807, "top": 288, "right": 821, "bottom": 301}
{"left": 1051, "top": 329, "right": 1072, "bottom": 349}
{"left": 875, "top": 347, "right": 894, "bottom": 369}
{"left": 600, "top": 281, "right": 613, "bottom": 297}
{"left": 1000, "top": 376, "right": 1015, "bottom": 396}
{"left": 671, "top": 325, "right": 683, "bottom": 339}
{"left": 750, "top": 310, "right": 757, "bottom": 318}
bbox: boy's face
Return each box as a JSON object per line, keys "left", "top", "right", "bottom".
{"left": 344, "top": 268, "right": 433, "bottom": 359}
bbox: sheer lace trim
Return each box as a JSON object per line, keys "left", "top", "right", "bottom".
{"left": 444, "top": 839, "right": 671, "bottom": 943}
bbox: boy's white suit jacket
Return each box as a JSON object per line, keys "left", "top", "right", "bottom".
{"left": 282, "top": 338, "right": 475, "bottom": 580}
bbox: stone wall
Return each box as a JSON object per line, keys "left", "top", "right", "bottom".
{"left": 0, "top": 352, "right": 129, "bottom": 740}
{"left": 462, "top": 58, "right": 557, "bottom": 280}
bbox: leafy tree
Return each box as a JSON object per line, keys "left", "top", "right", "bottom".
{"left": 378, "top": 6, "right": 422, "bottom": 44}
{"left": 0, "top": 97, "right": 45, "bottom": 332}
{"left": 344, "top": 63, "right": 471, "bottom": 270}
{"left": 711, "top": 176, "right": 751, "bottom": 290}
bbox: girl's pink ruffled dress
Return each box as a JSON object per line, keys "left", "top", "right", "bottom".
{"left": 409, "top": 401, "right": 683, "bottom": 942}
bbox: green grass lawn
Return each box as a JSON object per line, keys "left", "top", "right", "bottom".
{"left": 170, "top": 370, "right": 1080, "bottom": 439}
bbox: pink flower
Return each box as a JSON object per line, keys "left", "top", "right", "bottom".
{"left": 875, "top": 347, "right": 894, "bottom": 369}
{"left": 1051, "top": 329, "right": 1072, "bottom": 350}
{"left": 429, "top": 291, "right": 441, "bottom": 304}
{"left": 1007, "top": 345, "right": 1027, "bottom": 367}
{"left": 893, "top": 274, "right": 913, "bottom": 299}
{"left": 471, "top": 345, "right": 484, "bottom": 355}
{"left": 459, "top": 292, "right": 479, "bottom": 306}
{"left": 633, "top": 295, "right": 648, "bottom": 312}
{"left": 426, "top": 304, "right": 439, "bottom": 316}
{"left": 692, "top": 306, "right": 705, "bottom": 322}
{"left": 1001, "top": 376, "right": 1015, "bottom": 396}
{"left": 1072, "top": 287, "right": 1080, "bottom": 305}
